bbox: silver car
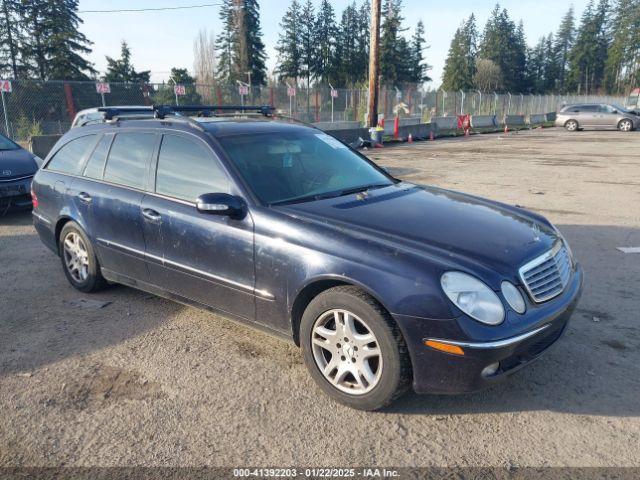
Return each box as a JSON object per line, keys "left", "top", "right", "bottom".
{"left": 555, "top": 103, "right": 639, "bottom": 132}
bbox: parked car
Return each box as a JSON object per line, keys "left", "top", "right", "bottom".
{"left": 0, "top": 132, "right": 42, "bottom": 213}
{"left": 31, "top": 106, "right": 583, "bottom": 410}
{"left": 71, "top": 106, "right": 154, "bottom": 128}
{"left": 556, "top": 103, "right": 638, "bottom": 132}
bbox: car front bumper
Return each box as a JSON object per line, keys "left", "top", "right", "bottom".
{"left": 0, "top": 175, "right": 33, "bottom": 211}
{"left": 394, "top": 264, "right": 584, "bottom": 395}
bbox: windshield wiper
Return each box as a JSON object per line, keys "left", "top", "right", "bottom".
{"left": 271, "top": 183, "right": 391, "bottom": 206}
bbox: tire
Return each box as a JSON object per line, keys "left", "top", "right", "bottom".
{"left": 618, "top": 119, "right": 633, "bottom": 132}
{"left": 564, "top": 119, "right": 579, "bottom": 132}
{"left": 58, "top": 221, "right": 107, "bottom": 293}
{"left": 300, "top": 286, "right": 411, "bottom": 410}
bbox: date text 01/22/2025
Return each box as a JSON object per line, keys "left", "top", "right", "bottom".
{"left": 232, "top": 468, "right": 400, "bottom": 478}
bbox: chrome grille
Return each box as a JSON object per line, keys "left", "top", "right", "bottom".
{"left": 519, "top": 242, "right": 572, "bottom": 303}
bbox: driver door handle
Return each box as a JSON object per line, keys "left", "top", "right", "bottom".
{"left": 142, "top": 208, "right": 162, "bottom": 223}
{"left": 77, "top": 192, "right": 92, "bottom": 203}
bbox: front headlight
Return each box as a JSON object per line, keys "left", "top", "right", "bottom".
{"left": 441, "top": 271, "right": 505, "bottom": 325}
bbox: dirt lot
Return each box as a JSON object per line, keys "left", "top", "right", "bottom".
{"left": 1, "top": 128, "right": 639, "bottom": 468}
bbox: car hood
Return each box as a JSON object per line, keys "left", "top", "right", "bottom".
{"left": 0, "top": 148, "right": 37, "bottom": 179}
{"left": 279, "top": 183, "right": 558, "bottom": 280}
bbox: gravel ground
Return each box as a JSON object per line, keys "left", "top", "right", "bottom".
{"left": 1, "top": 128, "right": 639, "bottom": 468}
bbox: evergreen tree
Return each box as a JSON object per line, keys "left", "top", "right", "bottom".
{"left": 215, "top": 0, "right": 267, "bottom": 85}
{"left": 567, "top": 0, "right": 611, "bottom": 93}
{"left": 334, "top": 2, "right": 359, "bottom": 86}
{"left": 275, "top": 0, "right": 302, "bottom": 82}
{"left": 104, "top": 41, "right": 150, "bottom": 83}
{"left": 409, "top": 20, "right": 431, "bottom": 84}
{"left": 313, "top": 0, "right": 337, "bottom": 83}
{"left": 528, "top": 37, "right": 547, "bottom": 93}
{"left": 478, "top": 4, "right": 528, "bottom": 91}
{"left": 555, "top": 6, "right": 575, "bottom": 92}
{"left": 379, "top": 0, "right": 412, "bottom": 85}
{"left": 355, "top": 0, "right": 370, "bottom": 83}
{"left": 21, "top": 0, "right": 95, "bottom": 80}
{"left": 0, "top": 0, "right": 24, "bottom": 78}
{"left": 604, "top": 0, "right": 640, "bottom": 93}
{"left": 243, "top": 0, "right": 267, "bottom": 85}
{"left": 442, "top": 15, "right": 477, "bottom": 91}
{"left": 299, "top": 0, "right": 316, "bottom": 87}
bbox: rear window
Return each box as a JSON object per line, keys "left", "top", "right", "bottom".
{"left": 579, "top": 105, "right": 599, "bottom": 112}
{"left": 83, "top": 134, "right": 113, "bottom": 180}
{"left": 46, "top": 135, "right": 98, "bottom": 175}
{"left": 104, "top": 133, "right": 156, "bottom": 189}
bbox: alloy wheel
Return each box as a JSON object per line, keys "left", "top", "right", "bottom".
{"left": 63, "top": 231, "right": 89, "bottom": 283}
{"left": 566, "top": 120, "right": 578, "bottom": 131}
{"left": 619, "top": 120, "right": 632, "bottom": 132}
{"left": 311, "top": 309, "right": 383, "bottom": 395}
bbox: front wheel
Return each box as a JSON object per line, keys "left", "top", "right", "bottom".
{"left": 564, "top": 119, "right": 579, "bottom": 132}
{"left": 300, "top": 286, "right": 411, "bottom": 410}
{"left": 618, "top": 119, "right": 633, "bottom": 132}
{"left": 59, "top": 221, "right": 107, "bottom": 293}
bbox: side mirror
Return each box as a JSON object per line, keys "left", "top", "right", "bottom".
{"left": 196, "top": 193, "right": 246, "bottom": 219}
{"left": 612, "top": 109, "right": 618, "bottom": 114}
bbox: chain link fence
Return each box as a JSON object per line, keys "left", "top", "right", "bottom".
{"left": 0, "top": 79, "right": 627, "bottom": 141}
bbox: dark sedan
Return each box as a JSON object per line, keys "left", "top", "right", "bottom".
{"left": 31, "top": 107, "right": 583, "bottom": 410}
{"left": 0, "top": 133, "right": 42, "bottom": 213}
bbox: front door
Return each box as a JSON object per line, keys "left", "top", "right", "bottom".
{"left": 141, "top": 132, "right": 256, "bottom": 321}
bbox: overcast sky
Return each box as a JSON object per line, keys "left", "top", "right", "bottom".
{"left": 78, "top": 0, "right": 591, "bottom": 87}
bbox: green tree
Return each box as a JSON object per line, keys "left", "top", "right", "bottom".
{"left": 216, "top": 0, "right": 267, "bottom": 85}
{"left": 604, "top": 0, "right": 640, "bottom": 93}
{"left": 555, "top": 6, "right": 576, "bottom": 92}
{"left": 442, "top": 15, "right": 477, "bottom": 91}
{"left": 380, "top": 0, "right": 413, "bottom": 85}
{"left": 409, "top": 20, "right": 431, "bottom": 83}
{"left": 478, "top": 5, "right": 528, "bottom": 91}
{"left": 567, "top": 0, "right": 611, "bottom": 93}
{"left": 313, "top": 0, "right": 337, "bottom": 83}
{"left": 275, "top": 0, "right": 302, "bottom": 82}
{"left": 21, "top": 0, "right": 95, "bottom": 80}
{"left": 104, "top": 41, "right": 150, "bottom": 83}
{"left": 299, "top": 0, "right": 316, "bottom": 87}
{"left": 0, "top": 0, "right": 25, "bottom": 78}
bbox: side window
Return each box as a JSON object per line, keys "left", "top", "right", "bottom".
{"left": 155, "top": 134, "right": 230, "bottom": 202}
{"left": 46, "top": 135, "right": 98, "bottom": 175}
{"left": 104, "top": 132, "right": 156, "bottom": 189}
{"left": 581, "top": 105, "right": 599, "bottom": 112}
{"left": 83, "top": 134, "right": 112, "bottom": 180}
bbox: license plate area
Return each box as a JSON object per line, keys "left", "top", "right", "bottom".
{"left": 0, "top": 184, "right": 26, "bottom": 198}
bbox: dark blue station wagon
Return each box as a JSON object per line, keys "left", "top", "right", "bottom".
{"left": 32, "top": 106, "right": 583, "bottom": 410}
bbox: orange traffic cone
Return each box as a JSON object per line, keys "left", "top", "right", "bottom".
{"left": 408, "top": 133, "right": 413, "bottom": 143}
{"left": 504, "top": 125, "right": 509, "bottom": 134}
{"left": 429, "top": 130, "right": 434, "bottom": 141}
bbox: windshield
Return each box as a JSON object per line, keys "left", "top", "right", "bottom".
{"left": 0, "top": 133, "right": 20, "bottom": 151}
{"left": 218, "top": 131, "right": 394, "bottom": 205}
{"left": 612, "top": 104, "right": 631, "bottom": 113}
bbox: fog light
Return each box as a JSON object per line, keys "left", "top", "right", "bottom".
{"left": 481, "top": 362, "right": 500, "bottom": 377}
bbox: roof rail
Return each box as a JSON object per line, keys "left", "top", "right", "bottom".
{"left": 153, "top": 104, "right": 274, "bottom": 119}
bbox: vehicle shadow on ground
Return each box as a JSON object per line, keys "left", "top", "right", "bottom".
{"left": 387, "top": 224, "right": 640, "bottom": 417}
{"left": 0, "top": 211, "right": 184, "bottom": 377}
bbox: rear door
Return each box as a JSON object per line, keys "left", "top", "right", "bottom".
{"left": 579, "top": 105, "right": 600, "bottom": 127}
{"left": 90, "top": 131, "right": 159, "bottom": 282}
{"left": 140, "top": 132, "right": 256, "bottom": 321}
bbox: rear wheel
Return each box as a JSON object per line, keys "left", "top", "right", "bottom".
{"left": 564, "top": 119, "right": 579, "bottom": 132}
{"left": 300, "top": 286, "right": 411, "bottom": 410}
{"left": 59, "top": 222, "right": 107, "bottom": 293}
{"left": 618, "top": 119, "right": 633, "bottom": 132}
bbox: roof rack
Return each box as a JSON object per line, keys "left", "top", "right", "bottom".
{"left": 153, "top": 104, "right": 274, "bottom": 119}
{"left": 97, "top": 106, "right": 154, "bottom": 121}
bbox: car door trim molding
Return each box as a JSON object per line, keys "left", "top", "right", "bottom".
{"left": 96, "top": 237, "right": 274, "bottom": 300}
